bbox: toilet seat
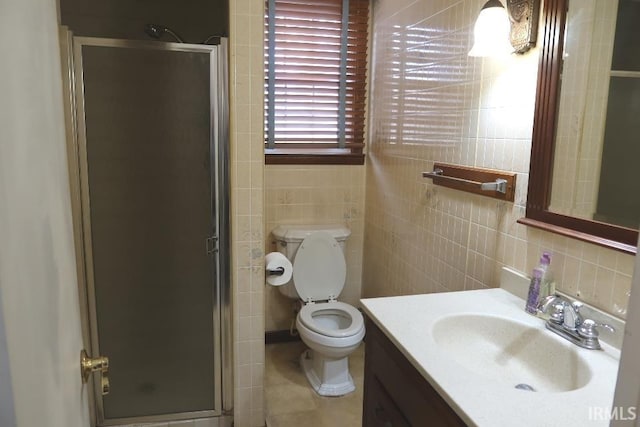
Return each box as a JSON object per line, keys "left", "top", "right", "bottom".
{"left": 292, "top": 232, "right": 346, "bottom": 303}
{"left": 298, "top": 301, "right": 364, "bottom": 338}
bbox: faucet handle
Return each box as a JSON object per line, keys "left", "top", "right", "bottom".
{"left": 538, "top": 295, "right": 560, "bottom": 313}
{"left": 548, "top": 302, "right": 565, "bottom": 324}
{"left": 537, "top": 295, "right": 564, "bottom": 323}
{"left": 570, "top": 300, "right": 583, "bottom": 313}
{"left": 577, "top": 319, "right": 616, "bottom": 339}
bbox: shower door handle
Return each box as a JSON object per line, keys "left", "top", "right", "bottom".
{"left": 81, "top": 350, "right": 110, "bottom": 395}
{"left": 206, "top": 235, "right": 219, "bottom": 254}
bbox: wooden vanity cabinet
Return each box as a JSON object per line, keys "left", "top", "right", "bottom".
{"left": 362, "top": 317, "right": 467, "bottom": 427}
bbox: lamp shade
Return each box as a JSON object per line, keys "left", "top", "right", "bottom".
{"left": 468, "top": 0, "right": 513, "bottom": 57}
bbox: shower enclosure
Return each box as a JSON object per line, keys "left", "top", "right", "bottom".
{"left": 60, "top": 31, "right": 232, "bottom": 426}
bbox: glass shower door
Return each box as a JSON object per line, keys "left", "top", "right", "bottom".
{"left": 73, "top": 38, "right": 225, "bottom": 425}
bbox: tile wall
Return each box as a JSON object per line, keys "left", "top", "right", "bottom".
{"left": 230, "top": 0, "right": 265, "bottom": 425}
{"left": 264, "top": 165, "right": 366, "bottom": 331}
{"left": 363, "top": 0, "right": 634, "bottom": 318}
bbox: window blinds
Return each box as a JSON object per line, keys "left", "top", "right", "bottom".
{"left": 265, "top": 0, "right": 369, "bottom": 153}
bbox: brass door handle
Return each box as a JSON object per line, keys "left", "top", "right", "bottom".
{"left": 81, "top": 350, "right": 110, "bottom": 395}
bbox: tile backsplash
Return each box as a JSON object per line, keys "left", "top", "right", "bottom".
{"left": 264, "top": 165, "right": 366, "bottom": 331}
{"left": 363, "top": 0, "right": 634, "bottom": 318}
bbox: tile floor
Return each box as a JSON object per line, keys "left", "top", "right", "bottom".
{"left": 265, "top": 341, "right": 365, "bottom": 427}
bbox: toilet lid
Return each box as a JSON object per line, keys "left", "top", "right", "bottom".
{"left": 293, "top": 232, "right": 346, "bottom": 302}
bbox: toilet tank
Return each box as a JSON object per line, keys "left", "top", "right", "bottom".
{"left": 271, "top": 224, "right": 351, "bottom": 299}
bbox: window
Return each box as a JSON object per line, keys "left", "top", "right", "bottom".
{"left": 264, "top": 0, "right": 369, "bottom": 164}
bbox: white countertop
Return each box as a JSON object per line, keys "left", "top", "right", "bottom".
{"left": 360, "top": 289, "right": 621, "bottom": 427}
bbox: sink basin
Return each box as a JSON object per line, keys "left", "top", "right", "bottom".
{"left": 431, "top": 314, "right": 593, "bottom": 393}
{"left": 362, "top": 288, "right": 620, "bottom": 426}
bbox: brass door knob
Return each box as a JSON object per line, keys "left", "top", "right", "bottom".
{"left": 81, "top": 350, "right": 110, "bottom": 395}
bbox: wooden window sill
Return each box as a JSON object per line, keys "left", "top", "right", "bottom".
{"left": 265, "top": 151, "right": 365, "bottom": 165}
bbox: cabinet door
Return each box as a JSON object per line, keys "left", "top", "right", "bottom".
{"left": 363, "top": 318, "right": 467, "bottom": 427}
{"left": 364, "top": 376, "right": 411, "bottom": 427}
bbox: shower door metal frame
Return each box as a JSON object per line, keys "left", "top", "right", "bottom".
{"left": 65, "top": 34, "right": 232, "bottom": 426}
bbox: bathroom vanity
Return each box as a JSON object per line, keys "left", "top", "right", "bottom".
{"left": 363, "top": 317, "right": 465, "bottom": 426}
{"left": 360, "top": 287, "right": 621, "bottom": 427}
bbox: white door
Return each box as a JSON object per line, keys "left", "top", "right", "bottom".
{"left": 0, "top": 0, "right": 90, "bottom": 426}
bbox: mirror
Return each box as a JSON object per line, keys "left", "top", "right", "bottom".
{"left": 521, "top": 0, "right": 639, "bottom": 254}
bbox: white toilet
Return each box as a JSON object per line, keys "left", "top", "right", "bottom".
{"left": 271, "top": 224, "right": 365, "bottom": 396}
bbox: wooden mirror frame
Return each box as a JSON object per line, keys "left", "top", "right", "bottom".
{"left": 518, "top": 0, "right": 639, "bottom": 254}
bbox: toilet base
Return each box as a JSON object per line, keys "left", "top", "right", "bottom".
{"left": 300, "top": 349, "right": 355, "bottom": 397}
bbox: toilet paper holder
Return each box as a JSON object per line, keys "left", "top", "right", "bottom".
{"left": 265, "top": 252, "right": 293, "bottom": 286}
{"left": 267, "top": 267, "right": 285, "bottom": 276}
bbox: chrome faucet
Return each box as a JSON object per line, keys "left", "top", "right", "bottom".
{"left": 537, "top": 295, "right": 615, "bottom": 350}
